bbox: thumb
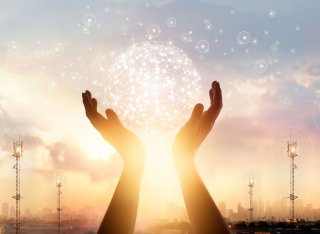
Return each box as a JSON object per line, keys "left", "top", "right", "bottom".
{"left": 105, "top": 109, "right": 121, "bottom": 123}
{"left": 188, "top": 103, "right": 204, "bottom": 125}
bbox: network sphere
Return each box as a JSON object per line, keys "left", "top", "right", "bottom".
{"left": 105, "top": 41, "right": 201, "bottom": 133}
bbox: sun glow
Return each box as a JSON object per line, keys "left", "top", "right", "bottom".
{"left": 80, "top": 134, "right": 115, "bottom": 161}
{"left": 142, "top": 134, "right": 182, "bottom": 201}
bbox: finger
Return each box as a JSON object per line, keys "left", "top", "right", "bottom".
{"left": 213, "top": 81, "right": 222, "bottom": 110}
{"left": 92, "top": 98, "right": 98, "bottom": 111}
{"left": 187, "top": 103, "right": 204, "bottom": 125}
{"left": 205, "top": 81, "right": 223, "bottom": 123}
{"left": 85, "top": 90, "right": 92, "bottom": 99}
{"left": 82, "top": 92, "right": 94, "bottom": 118}
{"left": 85, "top": 90, "right": 93, "bottom": 105}
{"left": 105, "top": 108, "right": 121, "bottom": 123}
{"left": 209, "top": 81, "right": 217, "bottom": 106}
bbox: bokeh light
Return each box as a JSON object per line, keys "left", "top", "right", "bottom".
{"left": 237, "top": 31, "right": 251, "bottom": 45}
{"left": 254, "top": 60, "right": 268, "bottom": 73}
{"left": 195, "top": 40, "right": 210, "bottom": 54}
{"left": 104, "top": 41, "right": 201, "bottom": 133}
{"left": 166, "top": 17, "right": 176, "bottom": 27}
{"left": 180, "top": 31, "right": 193, "bottom": 43}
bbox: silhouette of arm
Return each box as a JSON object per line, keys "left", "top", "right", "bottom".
{"left": 82, "top": 90, "right": 145, "bottom": 234}
{"left": 173, "top": 81, "right": 231, "bottom": 234}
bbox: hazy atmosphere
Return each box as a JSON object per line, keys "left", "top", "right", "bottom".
{"left": 0, "top": 0, "right": 320, "bottom": 228}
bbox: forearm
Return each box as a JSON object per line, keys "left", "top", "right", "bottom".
{"left": 98, "top": 162, "right": 144, "bottom": 234}
{"left": 175, "top": 158, "right": 230, "bottom": 234}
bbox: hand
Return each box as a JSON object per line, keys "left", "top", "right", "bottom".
{"left": 173, "top": 81, "right": 222, "bottom": 165}
{"left": 82, "top": 90, "right": 145, "bottom": 168}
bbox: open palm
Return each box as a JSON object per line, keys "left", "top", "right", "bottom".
{"left": 173, "top": 81, "right": 222, "bottom": 163}
{"left": 82, "top": 90, "right": 144, "bottom": 165}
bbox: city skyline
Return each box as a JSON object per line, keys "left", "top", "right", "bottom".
{"left": 1, "top": 195, "right": 319, "bottom": 223}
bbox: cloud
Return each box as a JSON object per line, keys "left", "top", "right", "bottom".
{"left": 45, "top": 140, "right": 122, "bottom": 182}
{"left": 0, "top": 95, "right": 44, "bottom": 152}
{"left": 291, "top": 60, "right": 320, "bottom": 87}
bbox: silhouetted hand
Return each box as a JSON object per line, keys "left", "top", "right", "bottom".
{"left": 172, "top": 81, "right": 230, "bottom": 234}
{"left": 82, "top": 90, "right": 145, "bottom": 167}
{"left": 173, "top": 81, "right": 222, "bottom": 165}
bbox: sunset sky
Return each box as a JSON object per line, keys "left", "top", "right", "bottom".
{"left": 0, "top": 0, "right": 320, "bottom": 226}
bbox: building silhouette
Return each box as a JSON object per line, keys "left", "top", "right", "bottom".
{"left": 2, "top": 202, "right": 9, "bottom": 218}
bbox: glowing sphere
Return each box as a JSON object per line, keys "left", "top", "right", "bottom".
{"left": 105, "top": 41, "right": 201, "bottom": 133}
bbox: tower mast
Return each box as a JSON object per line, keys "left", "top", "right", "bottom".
{"left": 248, "top": 178, "right": 254, "bottom": 222}
{"left": 287, "top": 138, "right": 298, "bottom": 222}
{"left": 12, "top": 138, "right": 23, "bottom": 234}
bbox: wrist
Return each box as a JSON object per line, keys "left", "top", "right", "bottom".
{"left": 173, "top": 154, "right": 195, "bottom": 171}
{"left": 123, "top": 154, "right": 145, "bottom": 175}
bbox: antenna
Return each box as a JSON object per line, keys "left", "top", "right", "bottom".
{"left": 287, "top": 138, "right": 298, "bottom": 222}
{"left": 56, "top": 178, "right": 62, "bottom": 234}
{"left": 248, "top": 178, "right": 254, "bottom": 222}
{"left": 12, "top": 138, "right": 23, "bottom": 234}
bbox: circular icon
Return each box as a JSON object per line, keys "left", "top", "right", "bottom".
{"left": 147, "top": 24, "right": 161, "bottom": 39}
{"left": 83, "top": 13, "right": 97, "bottom": 27}
{"left": 181, "top": 32, "right": 193, "bottom": 43}
{"left": 237, "top": 31, "right": 251, "bottom": 45}
{"left": 166, "top": 17, "right": 176, "bottom": 27}
{"left": 254, "top": 60, "right": 268, "bottom": 73}
{"left": 7, "top": 41, "right": 21, "bottom": 55}
{"left": 51, "top": 43, "right": 64, "bottom": 56}
{"left": 268, "top": 9, "right": 277, "bottom": 18}
{"left": 195, "top": 40, "right": 210, "bottom": 53}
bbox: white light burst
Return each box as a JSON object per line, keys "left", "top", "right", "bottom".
{"left": 105, "top": 41, "right": 201, "bottom": 133}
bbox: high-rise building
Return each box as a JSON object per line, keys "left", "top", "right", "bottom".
{"left": 2, "top": 202, "right": 9, "bottom": 218}
{"left": 218, "top": 201, "right": 227, "bottom": 218}
{"left": 257, "top": 200, "right": 265, "bottom": 219}
{"left": 24, "top": 209, "right": 31, "bottom": 218}
{"left": 10, "top": 205, "right": 15, "bottom": 218}
{"left": 305, "top": 203, "right": 314, "bottom": 221}
{"left": 265, "top": 200, "right": 272, "bottom": 218}
{"left": 237, "top": 203, "right": 247, "bottom": 221}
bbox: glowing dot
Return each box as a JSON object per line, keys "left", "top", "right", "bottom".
{"left": 51, "top": 43, "right": 64, "bottom": 56}
{"left": 83, "top": 13, "right": 97, "bottom": 27}
{"left": 147, "top": 24, "right": 161, "bottom": 39}
{"left": 254, "top": 60, "right": 268, "bottom": 73}
{"left": 268, "top": 9, "right": 277, "bottom": 18}
{"left": 180, "top": 31, "right": 193, "bottom": 43}
{"left": 166, "top": 17, "right": 176, "bottom": 27}
{"left": 204, "top": 19, "right": 213, "bottom": 31}
{"left": 195, "top": 40, "right": 210, "bottom": 53}
{"left": 7, "top": 41, "right": 21, "bottom": 55}
{"left": 205, "top": 23, "right": 213, "bottom": 31}
{"left": 270, "top": 42, "right": 279, "bottom": 55}
{"left": 251, "top": 38, "right": 258, "bottom": 45}
{"left": 237, "top": 31, "right": 251, "bottom": 45}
